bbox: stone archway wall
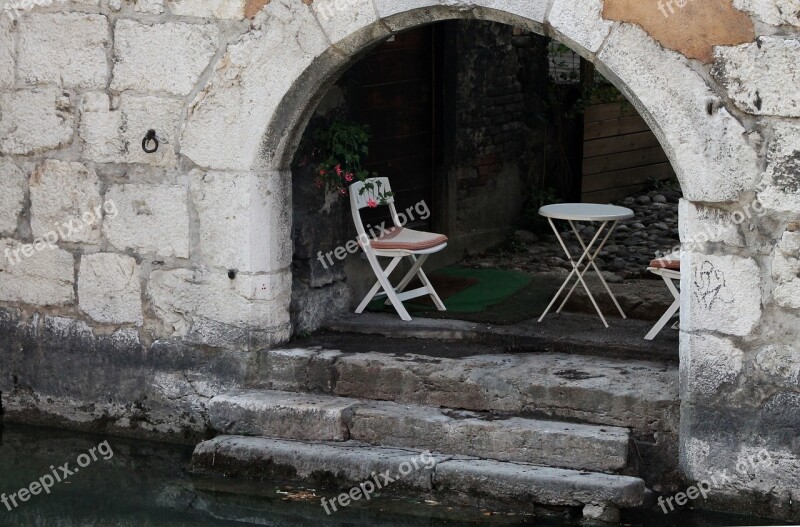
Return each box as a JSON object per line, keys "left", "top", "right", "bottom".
{"left": 0, "top": 0, "right": 798, "bottom": 518}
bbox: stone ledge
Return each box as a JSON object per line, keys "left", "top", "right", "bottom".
{"left": 205, "top": 388, "right": 632, "bottom": 472}
{"left": 207, "top": 389, "right": 356, "bottom": 441}
{"left": 253, "top": 345, "right": 679, "bottom": 434}
{"left": 189, "top": 435, "right": 645, "bottom": 509}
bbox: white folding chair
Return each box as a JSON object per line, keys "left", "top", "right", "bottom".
{"left": 645, "top": 253, "right": 681, "bottom": 341}
{"left": 350, "top": 178, "right": 448, "bottom": 321}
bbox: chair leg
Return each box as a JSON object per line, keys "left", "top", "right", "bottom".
{"left": 645, "top": 273, "right": 681, "bottom": 340}
{"left": 384, "top": 255, "right": 446, "bottom": 312}
{"left": 356, "top": 255, "right": 403, "bottom": 314}
{"left": 417, "top": 267, "right": 446, "bottom": 311}
{"left": 645, "top": 298, "right": 680, "bottom": 340}
{"left": 360, "top": 250, "right": 411, "bottom": 321}
{"left": 390, "top": 255, "right": 426, "bottom": 295}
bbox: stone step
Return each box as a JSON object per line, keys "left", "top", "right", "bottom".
{"left": 189, "top": 436, "right": 646, "bottom": 513}
{"left": 207, "top": 389, "right": 631, "bottom": 473}
{"left": 325, "top": 311, "right": 679, "bottom": 363}
{"left": 254, "top": 347, "right": 680, "bottom": 436}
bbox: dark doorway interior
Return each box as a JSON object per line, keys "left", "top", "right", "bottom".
{"left": 345, "top": 26, "right": 437, "bottom": 230}
{"left": 289, "top": 21, "right": 678, "bottom": 334}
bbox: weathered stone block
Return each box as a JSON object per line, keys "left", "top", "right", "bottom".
{"left": 434, "top": 459, "right": 645, "bottom": 508}
{"left": 29, "top": 160, "right": 103, "bottom": 244}
{"left": 0, "top": 238, "right": 74, "bottom": 305}
{"left": 583, "top": 503, "right": 621, "bottom": 523}
{"left": 311, "top": 0, "right": 385, "bottom": 56}
{"left": 291, "top": 281, "right": 352, "bottom": 333}
{"left": 334, "top": 351, "right": 679, "bottom": 434}
{"left": 679, "top": 200, "right": 746, "bottom": 249}
{"left": 78, "top": 253, "right": 143, "bottom": 325}
{"left": 181, "top": 0, "right": 330, "bottom": 170}
{"left": 734, "top": 0, "right": 800, "bottom": 26}
{"left": 603, "top": 0, "right": 754, "bottom": 63}
{"left": 254, "top": 347, "right": 341, "bottom": 392}
{"left": 147, "top": 268, "right": 291, "bottom": 342}
{"left": 103, "top": 184, "right": 190, "bottom": 258}
{"left": 0, "top": 159, "right": 25, "bottom": 236}
{"left": 0, "top": 17, "right": 14, "bottom": 89}
{"left": 80, "top": 94, "right": 182, "bottom": 167}
{"left": 680, "top": 333, "right": 744, "bottom": 399}
{"left": 189, "top": 170, "right": 291, "bottom": 273}
{"left": 373, "top": 0, "right": 447, "bottom": 18}
{"left": 470, "top": 0, "right": 548, "bottom": 34}
{"left": 681, "top": 252, "right": 762, "bottom": 336}
{"left": 548, "top": 0, "right": 614, "bottom": 56}
{"left": 771, "top": 230, "right": 800, "bottom": 309}
{"left": 757, "top": 120, "right": 800, "bottom": 214}
{"left": 349, "top": 401, "right": 631, "bottom": 472}
{"left": 109, "top": 0, "right": 165, "bottom": 13}
{"left": 597, "top": 24, "right": 760, "bottom": 202}
{"left": 207, "top": 389, "right": 355, "bottom": 440}
{"left": 0, "top": 88, "right": 73, "bottom": 155}
{"left": 713, "top": 37, "right": 800, "bottom": 117}
{"left": 755, "top": 344, "right": 800, "bottom": 388}
{"left": 18, "top": 13, "right": 109, "bottom": 89}
{"left": 112, "top": 20, "right": 218, "bottom": 96}
{"left": 168, "top": 0, "right": 247, "bottom": 19}
{"left": 190, "top": 436, "right": 440, "bottom": 491}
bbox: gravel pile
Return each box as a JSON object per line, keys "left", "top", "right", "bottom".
{"left": 464, "top": 188, "right": 682, "bottom": 280}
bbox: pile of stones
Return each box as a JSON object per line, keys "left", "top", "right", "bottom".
{"left": 464, "top": 188, "right": 682, "bottom": 280}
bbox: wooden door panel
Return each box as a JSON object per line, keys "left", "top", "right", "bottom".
{"left": 348, "top": 26, "right": 435, "bottom": 229}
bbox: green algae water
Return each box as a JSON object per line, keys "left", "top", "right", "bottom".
{"left": 0, "top": 423, "right": 789, "bottom": 526}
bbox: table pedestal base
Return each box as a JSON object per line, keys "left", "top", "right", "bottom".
{"left": 538, "top": 218, "right": 627, "bottom": 328}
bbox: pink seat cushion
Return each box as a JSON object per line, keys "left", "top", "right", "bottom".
{"left": 649, "top": 256, "right": 681, "bottom": 270}
{"left": 370, "top": 227, "right": 448, "bottom": 251}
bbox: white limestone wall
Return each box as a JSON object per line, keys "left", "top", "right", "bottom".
{"left": 0, "top": 1, "right": 293, "bottom": 348}
{"left": 0, "top": 0, "right": 798, "bottom": 517}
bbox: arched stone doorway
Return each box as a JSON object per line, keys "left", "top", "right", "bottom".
{"left": 177, "top": 0, "right": 798, "bottom": 519}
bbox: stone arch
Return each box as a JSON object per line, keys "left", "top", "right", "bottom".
{"left": 181, "top": 0, "right": 760, "bottom": 199}
{"left": 177, "top": 0, "right": 763, "bottom": 335}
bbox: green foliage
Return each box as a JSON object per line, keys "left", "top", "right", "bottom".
{"left": 311, "top": 120, "right": 393, "bottom": 205}
{"left": 544, "top": 40, "right": 629, "bottom": 119}
{"left": 648, "top": 176, "right": 682, "bottom": 192}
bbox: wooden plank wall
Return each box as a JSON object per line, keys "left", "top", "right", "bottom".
{"left": 581, "top": 102, "right": 675, "bottom": 203}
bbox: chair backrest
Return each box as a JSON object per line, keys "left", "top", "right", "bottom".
{"left": 349, "top": 177, "right": 400, "bottom": 242}
{"left": 349, "top": 177, "right": 394, "bottom": 209}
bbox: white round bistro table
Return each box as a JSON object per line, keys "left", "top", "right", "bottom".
{"left": 538, "top": 203, "right": 634, "bottom": 328}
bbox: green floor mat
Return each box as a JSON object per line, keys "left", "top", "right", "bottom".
{"left": 366, "top": 266, "right": 560, "bottom": 325}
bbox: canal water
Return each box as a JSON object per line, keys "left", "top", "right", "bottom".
{"left": 0, "top": 423, "right": 789, "bottom": 526}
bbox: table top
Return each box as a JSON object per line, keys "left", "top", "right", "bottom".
{"left": 538, "top": 203, "right": 634, "bottom": 221}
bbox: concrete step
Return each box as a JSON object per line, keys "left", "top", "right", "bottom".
{"left": 189, "top": 436, "right": 646, "bottom": 514}
{"left": 324, "top": 311, "right": 679, "bottom": 362}
{"left": 207, "top": 389, "right": 631, "bottom": 473}
{"left": 253, "top": 347, "right": 680, "bottom": 436}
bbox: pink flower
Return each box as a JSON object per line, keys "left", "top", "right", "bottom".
{"left": 339, "top": 188, "right": 347, "bottom": 195}
{"left": 335, "top": 164, "right": 343, "bottom": 176}
{"left": 366, "top": 197, "right": 378, "bottom": 208}
{"left": 345, "top": 172, "right": 354, "bottom": 182}
{"left": 319, "top": 169, "right": 326, "bottom": 176}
